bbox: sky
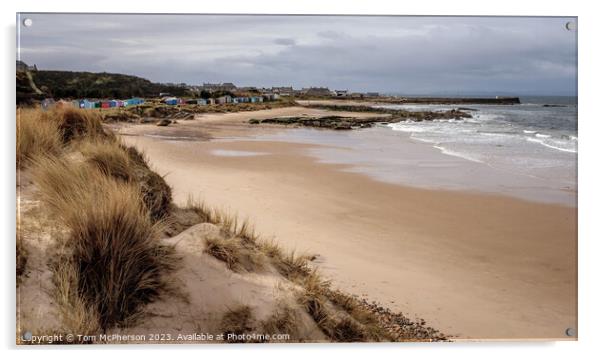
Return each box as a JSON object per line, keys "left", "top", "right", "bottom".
{"left": 17, "top": 14, "right": 577, "bottom": 95}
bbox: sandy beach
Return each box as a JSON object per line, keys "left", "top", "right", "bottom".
{"left": 119, "top": 107, "right": 577, "bottom": 340}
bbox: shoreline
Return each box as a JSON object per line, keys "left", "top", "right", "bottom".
{"left": 119, "top": 109, "right": 577, "bottom": 340}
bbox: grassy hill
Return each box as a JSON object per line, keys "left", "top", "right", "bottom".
{"left": 17, "top": 65, "right": 192, "bottom": 104}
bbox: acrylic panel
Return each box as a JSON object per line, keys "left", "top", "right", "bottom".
{"left": 16, "top": 13, "right": 577, "bottom": 344}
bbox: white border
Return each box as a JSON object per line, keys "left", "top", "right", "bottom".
{"left": 2, "top": 1, "right": 601, "bottom": 357}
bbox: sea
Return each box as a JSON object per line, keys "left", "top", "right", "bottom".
{"left": 248, "top": 96, "right": 578, "bottom": 206}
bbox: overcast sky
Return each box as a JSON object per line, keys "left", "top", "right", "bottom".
{"left": 18, "top": 14, "right": 577, "bottom": 95}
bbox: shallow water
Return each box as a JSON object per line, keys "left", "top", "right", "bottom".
{"left": 247, "top": 124, "right": 576, "bottom": 207}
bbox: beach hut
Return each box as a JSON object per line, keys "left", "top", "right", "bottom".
{"left": 207, "top": 98, "right": 215, "bottom": 105}
{"left": 108, "top": 100, "right": 117, "bottom": 108}
{"left": 94, "top": 101, "right": 101, "bottom": 109}
{"left": 101, "top": 101, "right": 110, "bottom": 109}
{"left": 197, "top": 99, "right": 207, "bottom": 105}
{"left": 55, "top": 100, "right": 73, "bottom": 109}
{"left": 164, "top": 97, "right": 178, "bottom": 105}
{"left": 40, "top": 98, "right": 55, "bottom": 111}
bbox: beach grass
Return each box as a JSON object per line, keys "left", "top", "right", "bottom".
{"left": 220, "top": 305, "right": 255, "bottom": 343}
{"left": 33, "top": 155, "right": 177, "bottom": 329}
{"left": 16, "top": 108, "right": 63, "bottom": 166}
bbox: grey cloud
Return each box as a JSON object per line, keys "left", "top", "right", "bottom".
{"left": 274, "top": 38, "right": 296, "bottom": 46}
{"left": 18, "top": 14, "right": 577, "bottom": 95}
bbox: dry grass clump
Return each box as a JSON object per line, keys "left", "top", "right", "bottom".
{"left": 123, "top": 146, "right": 172, "bottom": 221}
{"left": 181, "top": 199, "right": 314, "bottom": 280}
{"left": 261, "top": 304, "right": 299, "bottom": 339}
{"left": 79, "top": 141, "right": 172, "bottom": 221}
{"left": 49, "top": 251, "right": 101, "bottom": 336}
{"left": 204, "top": 235, "right": 264, "bottom": 272}
{"left": 80, "top": 140, "right": 134, "bottom": 181}
{"left": 221, "top": 305, "right": 255, "bottom": 343}
{"left": 16, "top": 239, "right": 28, "bottom": 283}
{"left": 41, "top": 107, "right": 108, "bottom": 143}
{"left": 33, "top": 156, "right": 177, "bottom": 330}
{"left": 16, "top": 108, "right": 63, "bottom": 166}
{"left": 296, "top": 272, "right": 393, "bottom": 342}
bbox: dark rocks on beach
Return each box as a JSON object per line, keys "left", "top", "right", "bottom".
{"left": 357, "top": 299, "right": 448, "bottom": 341}
{"left": 103, "top": 111, "right": 141, "bottom": 123}
{"left": 156, "top": 119, "right": 172, "bottom": 127}
{"left": 249, "top": 115, "right": 384, "bottom": 130}
{"left": 543, "top": 104, "right": 568, "bottom": 108}
{"left": 249, "top": 107, "right": 471, "bottom": 130}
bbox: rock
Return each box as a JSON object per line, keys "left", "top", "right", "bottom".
{"left": 156, "top": 119, "right": 172, "bottom": 127}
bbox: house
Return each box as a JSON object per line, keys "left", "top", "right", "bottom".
{"left": 221, "top": 83, "right": 236, "bottom": 91}
{"left": 271, "top": 86, "right": 294, "bottom": 96}
{"left": 201, "top": 83, "right": 237, "bottom": 92}
{"left": 303, "top": 87, "right": 332, "bottom": 97}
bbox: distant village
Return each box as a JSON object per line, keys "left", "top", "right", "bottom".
{"left": 189, "top": 82, "right": 380, "bottom": 99}
{"left": 41, "top": 80, "right": 380, "bottom": 110}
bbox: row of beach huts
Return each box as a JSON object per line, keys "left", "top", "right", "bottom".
{"left": 42, "top": 98, "right": 145, "bottom": 110}
{"left": 41, "top": 93, "right": 280, "bottom": 110}
{"left": 162, "top": 94, "right": 279, "bottom": 105}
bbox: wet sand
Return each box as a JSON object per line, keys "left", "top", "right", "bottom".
{"left": 119, "top": 109, "right": 577, "bottom": 340}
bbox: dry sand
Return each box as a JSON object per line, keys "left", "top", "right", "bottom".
{"left": 119, "top": 107, "right": 577, "bottom": 340}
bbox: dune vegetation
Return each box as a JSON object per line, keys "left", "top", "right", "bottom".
{"left": 16, "top": 107, "right": 445, "bottom": 344}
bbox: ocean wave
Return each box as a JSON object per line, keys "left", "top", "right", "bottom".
{"left": 526, "top": 137, "right": 577, "bottom": 153}
{"left": 433, "top": 145, "right": 483, "bottom": 163}
{"left": 387, "top": 123, "right": 428, "bottom": 133}
{"left": 535, "top": 133, "right": 551, "bottom": 138}
{"left": 523, "top": 130, "right": 537, "bottom": 134}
